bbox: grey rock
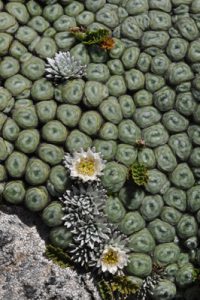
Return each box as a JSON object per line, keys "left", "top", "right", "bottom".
{"left": 0, "top": 206, "right": 101, "bottom": 300}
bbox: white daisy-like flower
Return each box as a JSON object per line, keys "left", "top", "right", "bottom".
{"left": 63, "top": 148, "right": 106, "bottom": 182}
{"left": 97, "top": 245, "right": 128, "bottom": 275}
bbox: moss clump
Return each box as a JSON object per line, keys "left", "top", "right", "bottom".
{"left": 45, "top": 244, "right": 73, "bottom": 269}
{"left": 70, "top": 27, "right": 110, "bottom": 45}
{"left": 97, "top": 275, "right": 139, "bottom": 300}
{"left": 130, "top": 162, "right": 149, "bottom": 186}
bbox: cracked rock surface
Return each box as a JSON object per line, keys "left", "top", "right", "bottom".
{"left": 0, "top": 206, "right": 100, "bottom": 300}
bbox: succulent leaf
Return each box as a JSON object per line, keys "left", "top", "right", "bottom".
{"left": 61, "top": 182, "right": 110, "bottom": 267}
{"left": 45, "top": 51, "right": 87, "bottom": 84}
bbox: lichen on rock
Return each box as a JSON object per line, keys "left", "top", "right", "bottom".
{"left": 0, "top": 205, "right": 100, "bottom": 300}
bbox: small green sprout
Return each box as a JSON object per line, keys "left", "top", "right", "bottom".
{"left": 97, "top": 275, "right": 139, "bottom": 300}
{"left": 69, "top": 27, "right": 110, "bottom": 46}
{"left": 130, "top": 162, "right": 149, "bottom": 186}
{"left": 45, "top": 244, "right": 73, "bottom": 269}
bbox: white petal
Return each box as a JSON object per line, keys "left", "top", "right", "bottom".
{"left": 108, "top": 266, "right": 118, "bottom": 274}
{"left": 101, "top": 265, "right": 108, "bottom": 272}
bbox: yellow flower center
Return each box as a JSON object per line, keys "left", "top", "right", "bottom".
{"left": 76, "top": 158, "right": 96, "bottom": 176}
{"left": 102, "top": 248, "right": 119, "bottom": 266}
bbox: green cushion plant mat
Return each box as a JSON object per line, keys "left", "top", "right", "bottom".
{"left": 1, "top": 0, "right": 200, "bottom": 299}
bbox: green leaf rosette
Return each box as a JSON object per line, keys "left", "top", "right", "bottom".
{"left": 79, "top": 111, "right": 103, "bottom": 136}
{"left": 5, "top": 151, "right": 28, "bottom": 178}
{"left": 5, "top": 74, "right": 31, "bottom": 97}
{"left": 31, "top": 78, "right": 54, "bottom": 101}
{"left": 170, "top": 163, "right": 195, "bottom": 190}
{"left": 104, "top": 196, "right": 126, "bottom": 223}
{"left": 93, "top": 139, "right": 117, "bottom": 161}
{"left": 65, "top": 129, "right": 92, "bottom": 153}
{"left": 154, "top": 242, "right": 180, "bottom": 266}
{"left": 36, "top": 100, "right": 57, "bottom": 123}
{"left": 140, "top": 195, "right": 164, "bottom": 222}
{"left": 155, "top": 145, "right": 177, "bottom": 173}
{"left": 119, "top": 95, "right": 135, "bottom": 118}
{"left": 38, "top": 143, "right": 64, "bottom": 166}
{"left": 25, "top": 158, "right": 50, "bottom": 185}
{"left": 42, "top": 201, "right": 64, "bottom": 227}
{"left": 161, "top": 207, "right": 182, "bottom": 228}
{"left": 28, "top": 16, "right": 50, "bottom": 34}
{"left": 25, "top": 186, "right": 49, "bottom": 211}
{"left": 152, "top": 280, "right": 177, "bottom": 300}
{"left": 133, "top": 106, "right": 161, "bottom": 129}
{"left": 115, "top": 144, "right": 137, "bottom": 167}
{"left": 163, "top": 187, "right": 186, "bottom": 212}
{"left": 42, "top": 120, "right": 68, "bottom": 144}
{"left": 101, "top": 161, "right": 127, "bottom": 193}
{"left": 175, "top": 264, "right": 195, "bottom": 288}
{"left": 99, "top": 96, "right": 123, "bottom": 124}
{"left": 15, "top": 129, "right": 40, "bottom": 154}
{"left": 119, "top": 212, "right": 145, "bottom": 235}
{"left": 138, "top": 148, "right": 156, "bottom": 169}
{"left": 62, "top": 79, "right": 85, "bottom": 104}
{"left": 86, "top": 63, "right": 110, "bottom": 82}
{"left": 118, "top": 120, "right": 141, "bottom": 145}
{"left": 145, "top": 169, "right": 170, "bottom": 194}
{"left": 0, "top": 12, "right": 18, "bottom": 33}
{"left": 126, "top": 253, "right": 152, "bottom": 277}
{"left": 57, "top": 104, "right": 81, "bottom": 128}
{"left": 128, "top": 228, "right": 155, "bottom": 253}
{"left": 12, "top": 105, "right": 38, "bottom": 129}
{"left": 49, "top": 165, "right": 70, "bottom": 194}
{"left": 177, "top": 215, "right": 198, "bottom": 239}
{"left": 143, "top": 123, "right": 169, "bottom": 148}
{"left": 21, "top": 55, "right": 45, "bottom": 80}
{"left": 2, "top": 118, "right": 20, "bottom": 142}
{"left": 169, "top": 133, "right": 192, "bottom": 161}
{"left": 0, "top": 56, "right": 20, "bottom": 79}
{"left": 3, "top": 180, "right": 26, "bottom": 204}
{"left": 49, "top": 226, "right": 72, "bottom": 249}
{"left": 134, "top": 90, "right": 153, "bottom": 108}
{"left": 99, "top": 122, "right": 118, "bottom": 140}
{"left": 43, "top": 3, "right": 63, "bottom": 22}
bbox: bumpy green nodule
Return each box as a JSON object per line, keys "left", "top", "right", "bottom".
{"left": 105, "top": 196, "right": 126, "bottom": 223}
{"left": 49, "top": 226, "right": 73, "bottom": 249}
{"left": 42, "top": 201, "right": 64, "bottom": 227}
{"left": 3, "top": 180, "right": 26, "bottom": 204}
{"left": 101, "top": 161, "right": 127, "bottom": 192}
{"left": 25, "top": 186, "right": 49, "bottom": 212}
